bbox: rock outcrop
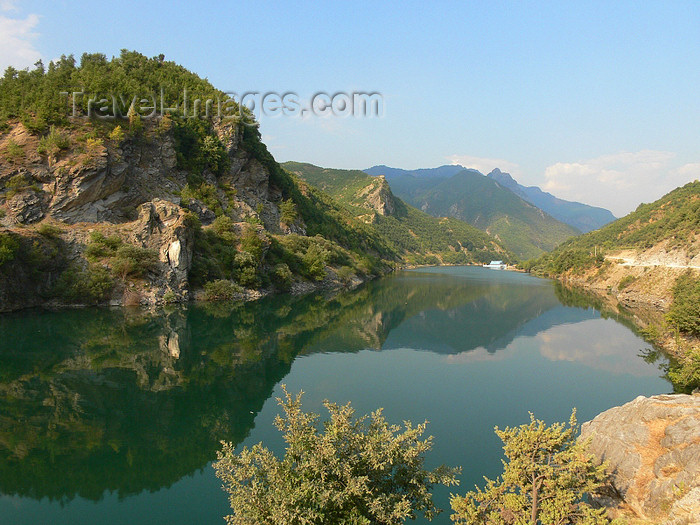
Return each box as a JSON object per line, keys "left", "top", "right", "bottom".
{"left": 356, "top": 176, "right": 396, "bottom": 216}
{"left": 0, "top": 118, "right": 300, "bottom": 310}
{"left": 580, "top": 394, "right": 700, "bottom": 524}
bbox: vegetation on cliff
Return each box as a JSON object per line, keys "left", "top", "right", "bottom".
{"left": 0, "top": 51, "right": 410, "bottom": 309}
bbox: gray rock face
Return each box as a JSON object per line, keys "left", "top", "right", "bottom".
{"left": 580, "top": 394, "right": 700, "bottom": 524}
{"left": 356, "top": 176, "right": 396, "bottom": 216}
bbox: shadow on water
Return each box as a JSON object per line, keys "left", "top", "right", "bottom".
{"left": 0, "top": 267, "right": 666, "bottom": 505}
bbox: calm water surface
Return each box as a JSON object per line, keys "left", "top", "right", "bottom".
{"left": 0, "top": 266, "right": 671, "bottom": 524}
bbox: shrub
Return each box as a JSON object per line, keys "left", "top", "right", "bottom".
{"left": 37, "top": 223, "right": 62, "bottom": 238}
{"left": 53, "top": 264, "right": 113, "bottom": 304}
{"left": 336, "top": 265, "right": 354, "bottom": 284}
{"left": 618, "top": 274, "right": 637, "bottom": 289}
{"left": 279, "top": 198, "right": 298, "bottom": 225}
{"left": 37, "top": 125, "right": 70, "bottom": 163}
{"left": 214, "top": 387, "right": 459, "bottom": 524}
{"left": 0, "top": 232, "right": 19, "bottom": 265}
{"left": 240, "top": 224, "right": 264, "bottom": 261}
{"left": 111, "top": 244, "right": 159, "bottom": 279}
{"left": 666, "top": 271, "right": 700, "bottom": 336}
{"left": 108, "top": 125, "right": 125, "bottom": 143}
{"left": 203, "top": 279, "right": 241, "bottom": 301}
{"left": 450, "top": 410, "right": 609, "bottom": 525}
{"left": 4, "top": 139, "right": 25, "bottom": 163}
{"left": 211, "top": 215, "right": 236, "bottom": 242}
{"left": 272, "top": 263, "right": 293, "bottom": 290}
{"left": 303, "top": 242, "right": 329, "bottom": 281}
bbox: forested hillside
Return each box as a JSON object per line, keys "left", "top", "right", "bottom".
{"left": 283, "top": 162, "right": 510, "bottom": 266}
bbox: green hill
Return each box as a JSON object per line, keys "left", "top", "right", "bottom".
{"left": 365, "top": 166, "right": 579, "bottom": 260}
{"left": 525, "top": 181, "right": 700, "bottom": 275}
{"left": 283, "top": 162, "right": 511, "bottom": 265}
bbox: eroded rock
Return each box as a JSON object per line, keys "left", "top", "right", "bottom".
{"left": 580, "top": 394, "right": 700, "bottom": 524}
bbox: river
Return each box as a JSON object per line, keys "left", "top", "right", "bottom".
{"left": 0, "top": 266, "right": 671, "bottom": 524}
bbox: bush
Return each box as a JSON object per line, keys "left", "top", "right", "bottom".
{"left": 279, "top": 198, "right": 298, "bottom": 224}
{"left": 53, "top": 264, "right": 113, "bottom": 304}
{"left": 214, "top": 387, "right": 459, "bottom": 524}
{"left": 4, "top": 139, "right": 25, "bottom": 163}
{"left": 666, "top": 271, "right": 700, "bottom": 336}
{"left": 272, "top": 263, "right": 293, "bottom": 290}
{"left": 0, "top": 232, "right": 20, "bottom": 265}
{"left": 211, "top": 215, "right": 236, "bottom": 242}
{"left": 108, "top": 125, "right": 125, "bottom": 143}
{"left": 37, "top": 125, "right": 70, "bottom": 162}
{"left": 111, "top": 244, "right": 159, "bottom": 279}
{"left": 450, "top": 410, "right": 609, "bottom": 525}
{"left": 303, "top": 242, "right": 329, "bottom": 281}
{"left": 37, "top": 223, "right": 63, "bottom": 238}
{"left": 203, "top": 279, "right": 241, "bottom": 301}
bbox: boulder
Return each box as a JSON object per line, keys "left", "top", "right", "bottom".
{"left": 580, "top": 394, "right": 700, "bottom": 524}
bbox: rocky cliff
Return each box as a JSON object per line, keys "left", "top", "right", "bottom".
{"left": 581, "top": 394, "right": 700, "bottom": 524}
{"left": 0, "top": 116, "right": 380, "bottom": 311}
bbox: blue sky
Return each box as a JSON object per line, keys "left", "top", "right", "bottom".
{"left": 2, "top": 1, "right": 699, "bottom": 215}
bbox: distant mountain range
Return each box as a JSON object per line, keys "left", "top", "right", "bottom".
{"left": 486, "top": 168, "right": 616, "bottom": 233}
{"left": 365, "top": 165, "right": 580, "bottom": 260}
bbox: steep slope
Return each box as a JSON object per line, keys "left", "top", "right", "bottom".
{"left": 366, "top": 165, "right": 578, "bottom": 260}
{"left": 0, "top": 51, "right": 397, "bottom": 311}
{"left": 283, "top": 162, "right": 511, "bottom": 265}
{"left": 487, "top": 168, "right": 616, "bottom": 232}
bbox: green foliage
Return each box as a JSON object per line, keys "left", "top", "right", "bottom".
{"left": 240, "top": 225, "right": 264, "bottom": 261}
{"left": 173, "top": 118, "right": 229, "bottom": 177}
{"left": 272, "top": 263, "right": 293, "bottom": 290}
{"left": 450, "top": 410, "right": 609, "bottom": 525}
{"left": 203, "top": 279, "right": 241, "bottom": 301}
{"left": 3, "top": 139, "right": 25, "bottom": 163}
{"left": 618, "top": 274, "right": 637, "bottom": 289}
{"left": 214, "top": 387, "right": 459, "bottom": 524}
{"left": 37, "top": 125, "right": 70, "bottom": 161}
{"left": 0, "top": 232, "right": 20, "bottom": 265}
{"left": 53, "top": 264, "right": 113, "bottom": 304}
{"left": 211, "top": 215, "right": 236, "bottom": 242}
{"left": 111, "top": 244, "right": 159, "bottom": 279}
{"left": 83, "top": 232, "right": 157, "bottom": 279}
{"left": 108, "top": 125, "right": 125, "bottom": 143}
{"left": 302, "top": 242, "right": 329, "bottom": 281}
{"left": 667, "top": 347, "right": 700, "bottom": 393}
{"left": 666, "top": 271, "right": 700, "bottom": 336}
{"left": 180, "top": 182, "right": 224, "bottom": 216}
{"left": 37, "top": 223, "right": 63, "bottom": 238}
{"left": 279, "top": 198, "right": 298, "bottom": 224}
{"left": 3, "top": 173, "right": 39, "bottom": 199}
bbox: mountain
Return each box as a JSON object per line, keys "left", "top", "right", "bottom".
{"left": 486, "top": 168, "right": 616, "bottom": 232}
{"left": 365, "top": 165, "right": 578, "bottom": 260}
{"left": 282, "top": 162, "right": 510, "bottom": 266}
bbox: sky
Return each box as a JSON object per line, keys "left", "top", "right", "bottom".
{"left": 1, "top": 1, "right": 699, "bottom": 216}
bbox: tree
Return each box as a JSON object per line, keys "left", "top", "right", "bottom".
{"left": 214, "top": 387, "right": 459, "bottom": 524}
{"left": 450, "top": 410, "right": 609, "bottom": 525}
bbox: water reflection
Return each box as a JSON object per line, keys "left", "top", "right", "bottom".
{"left": 0, "top": 267, "right": 666, "bottom": 506}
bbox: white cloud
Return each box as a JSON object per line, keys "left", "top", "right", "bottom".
{"left": 543, "top": 150, "right": 698, "bottom": 216}
{"left": 446, "top": 154, "right": 521, "bottom": 177}
{"left": 0, "top": 11, "right": 42, "bottom": 72}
